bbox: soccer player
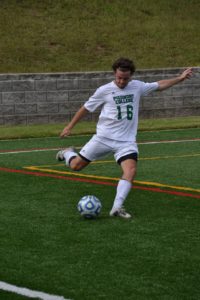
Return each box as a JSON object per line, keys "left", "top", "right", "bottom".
{"left": 56, "top": 58, "right": 193, "bottom": 219}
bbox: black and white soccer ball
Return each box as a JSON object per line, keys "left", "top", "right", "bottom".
{"left": 77, "top": 195, "right": 102, "bottom": 219}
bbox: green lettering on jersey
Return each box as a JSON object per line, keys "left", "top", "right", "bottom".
{"left": 113, "top": 94, "right": 134, "bottom": 104}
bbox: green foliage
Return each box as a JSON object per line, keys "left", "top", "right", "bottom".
{"left": 0, "top": 0, "right": 199, "bottom": 72}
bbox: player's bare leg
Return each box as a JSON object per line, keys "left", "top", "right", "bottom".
{"left": 69, "top": 155, "right": 89, "bottom": 171}
{"left": 56, "top": 148, "right": 89, "bottom": 171}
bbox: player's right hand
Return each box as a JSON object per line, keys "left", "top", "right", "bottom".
{"left": 60, "top": 127, "right": 71, "bottom": 138}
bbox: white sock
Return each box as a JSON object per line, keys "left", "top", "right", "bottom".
{"left": 112, "top": 179, "right": 132, "bottom": 210}
{"left": 64, "top": 151, "right": 78, "bottom": 167}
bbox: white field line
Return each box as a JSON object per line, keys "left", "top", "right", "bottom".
{"left": 0, "top": 148, "right": 60, "bottom": 155}
{"left": 0, "top": 134, "right": 92, "bottom": 142}
{"left": 0, "top": 139, "right": 200, "bottom": 155}
{"left": 0, "top": 281, "right": 71, "bottom": 300}
{"left": 139, "top": 138, "right": 200, "bottom": 145}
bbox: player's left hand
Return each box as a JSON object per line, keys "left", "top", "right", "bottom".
{"left": 180, "top": 68, "right": 193, "bottom": 81}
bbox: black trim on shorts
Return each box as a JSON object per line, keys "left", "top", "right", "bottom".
{"left": 78, "top": 153, "right": 91, "bottom": 163}
{"left": 117, "top": 153, "right": 138, "bottom": 165}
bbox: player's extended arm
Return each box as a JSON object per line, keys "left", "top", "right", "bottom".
{"left": 60, "top": 106, "right": 89, "bottom": 137}
{"left": 157, "top": 68, "right": 193, "bottom": 91}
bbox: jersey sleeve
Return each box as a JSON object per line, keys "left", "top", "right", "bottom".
{"left": 84, "top": 87, "right": 105, "bottom": 112}
{"left": 140, "top": 82, "right": 159, "bottom": 96}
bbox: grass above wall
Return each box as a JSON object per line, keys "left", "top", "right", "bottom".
{"left": 0, "top": 0, "right": 199, "bottom": 73}
{"left": 0, "top": 116, "right": 200, "bottom": 140}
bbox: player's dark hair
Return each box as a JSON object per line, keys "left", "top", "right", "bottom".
{"left": 112, "top": 57, "right": 136, "bottom": 75}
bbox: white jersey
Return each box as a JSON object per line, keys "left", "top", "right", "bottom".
{"left": 84, "top": 80, "right": 159, "bottom": 142}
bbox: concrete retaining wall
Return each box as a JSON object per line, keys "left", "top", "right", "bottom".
{"left": 0, "top": 67, "right": 199, "bottom": 125}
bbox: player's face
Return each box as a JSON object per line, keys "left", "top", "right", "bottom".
{"left": 114, "top": 69, "right": 132, "bottom": 89}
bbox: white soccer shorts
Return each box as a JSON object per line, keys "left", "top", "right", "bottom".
{"left": 79, "top": 134, "right": 138, "bottom": 163}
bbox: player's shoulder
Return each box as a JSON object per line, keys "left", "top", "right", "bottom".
{"left": 126, "top": 80, "right": 145, "bottom": 91}
{"left": 96, "top": 81, "right": 114, "bottom": 94}
{"left": 98, "top": 81, "right": 114, "bottom": 90}
{"left": 129, "top": 79, "right": 144, "bottom": 87}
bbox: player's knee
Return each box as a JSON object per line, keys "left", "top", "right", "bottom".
{"left": 123, "top": 168, "right": 137, "bottom": 181}
{"left": 68, "top": 157, "right": 79, "bottom": 171}
{"left": 70, "top": 160, "right": 86, "bottom": 171}
{"left": 72, "top": 165, "right": 83, "bottom": 171}
{"left": 70, "top": 163, "right": 82, "bottom": 171}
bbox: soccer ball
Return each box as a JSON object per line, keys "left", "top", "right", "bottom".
{"left": 77, "top": 195, "right": 102, "bottom": 219}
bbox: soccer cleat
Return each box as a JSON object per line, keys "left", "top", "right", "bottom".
{"left": 109, "top": 206, "right": 132, "bottom": 219}
{"left": 56, "top": 147, "right": 75, "bottom": 161}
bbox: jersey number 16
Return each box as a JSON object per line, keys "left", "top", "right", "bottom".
{"left": 117, "top": 105, "right": 133, "bottom": 120}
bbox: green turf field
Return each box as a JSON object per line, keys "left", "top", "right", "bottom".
{"left": 0, "top": 128, "right": 200, "bottom": 300}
